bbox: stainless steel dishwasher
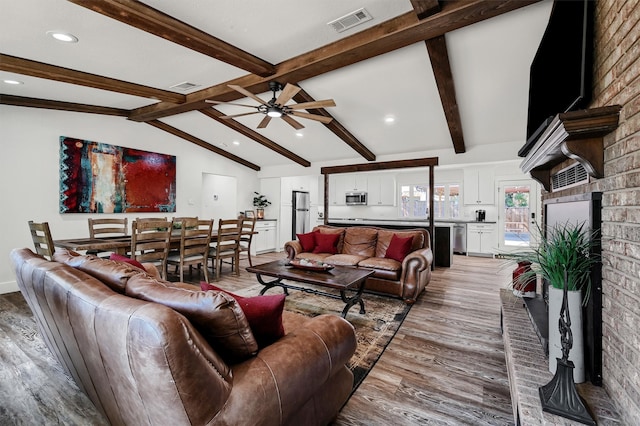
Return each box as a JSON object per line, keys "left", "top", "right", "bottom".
{"left": 453, "top": 223, "right": 467, "bottom": 254}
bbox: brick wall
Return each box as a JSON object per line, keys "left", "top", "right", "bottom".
{"left": 541, "top": 1, "right": 640, "bottom": 424}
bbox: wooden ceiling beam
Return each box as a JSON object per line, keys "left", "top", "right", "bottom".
{"left": 425, "top": 35, "right": 466, "bottom": 153}
{"left": 0, "top": 54, "right": 185, "bottom": 104}
{"left": 410, "top": 0, "right": 442, "bottom": 20}
{"left": 67, "top": 0, "right": 276, "bottom": 77}
{"left": 199, "top": 108, "right": 311, "bottom": 167}
{"left": 0, "top": 94, "right": 129, "bottom": 116}
{"left": 409, "top": 0, "right": 466, "bottom": 154}
{"left": 291, "top": 88, "right": 376, "bottom": 162}
{"left": 321, "top": 157, "right": 439, "bottom": 174}
{"left": 146, "top": 120, "right": 260, "bottom": 171}
{"left": 129, "top": 0, "right": 540, "bottom": 122}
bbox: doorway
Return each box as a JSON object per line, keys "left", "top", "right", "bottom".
{"left": 497, "top": 180, "right": 540, "bottom": 252}
{"left": 201, "top": 174, "right": 237, "bottom": 221}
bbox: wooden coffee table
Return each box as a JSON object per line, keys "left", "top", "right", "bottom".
{"left": 246, "top": 260, "right": 374, "bottom": 318}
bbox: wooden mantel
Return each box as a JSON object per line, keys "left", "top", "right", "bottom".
{"left": 520, "top": 105, "right": 622, "bottom": 191}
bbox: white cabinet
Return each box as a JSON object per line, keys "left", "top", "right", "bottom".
{"left": 340, "top": 174, "right": 368, "bottom": 192}
{"left": 280, "top": 175, "right": 319, "bottom": 206}
{"left": 253, "top": 220, "right": 278, "bottom": 254}
{"left": 367, "top": 174, "right": 396, "bottom": 206}
{"left": 463, "top": 167, "right": 495, "bottom": 205}
{"left": 467, "top": 223, "right": 496, "bottom": 256}
{"left": 328, "top": 175, "right": 343, "bottom": 206}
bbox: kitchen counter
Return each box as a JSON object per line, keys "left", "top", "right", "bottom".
{"left": 327, "top": 218, "right": 496, "bottom": 226}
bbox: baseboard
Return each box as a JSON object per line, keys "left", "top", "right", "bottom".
{"left": 0, "top": 280, "right": 19, "bottom": 294}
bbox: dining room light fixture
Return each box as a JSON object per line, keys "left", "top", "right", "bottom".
{"left": 47, "top": 31, "right": 78, "bottom": 43}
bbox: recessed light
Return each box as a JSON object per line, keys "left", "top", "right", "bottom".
{"left": 47, "top": 31, "right": 78, "bottom": 43}
{"left": 232, "top": 141, "right": 240, "bottom": 146}
{"left": 3, "top": 79, "right": 23, "bottom": 85}
{"left": 295, "top": 132, "right": 304, "bottom": 138}
{"left": 384, "top": 115, "right": 396, "bottom": 124}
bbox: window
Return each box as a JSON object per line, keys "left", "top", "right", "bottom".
{"left": 400, "top": 185, "right": 429, "bottom": 218}
{"left": 438, "top": 183, "right": 460, "bottom": 219}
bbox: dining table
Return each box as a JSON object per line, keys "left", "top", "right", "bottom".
{"left": 53, "top": 230, "right": 255, "bottom": 255}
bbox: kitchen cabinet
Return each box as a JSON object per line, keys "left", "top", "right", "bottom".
{"left": 466, "top": 223, "right": 496, "bottom": 257}
{"left": 463, "top": 167, "right": 495, "bottom": 205}
{"left": 328, "top": 175, "right": 344, "bottom": 205}
{"left": 367, "top": 174, "right": 396, "bottom": 206}
{"left": 341, "top": 174, "right": 368, "bottom": 192}
{"left": 280, "top": 176, "right": 318, "bottom": 205}
{"left": 253, "top": 220, "right": 278, "bottom": 254}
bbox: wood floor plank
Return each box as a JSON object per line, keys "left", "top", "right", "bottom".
{"left": 1, "top": 253, "right": 514, "bottom": 425}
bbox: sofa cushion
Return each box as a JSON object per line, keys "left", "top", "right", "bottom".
{"left": 314, "top": 226, "right": 346, "bottom": 253}
{"left": 109, "top": 252, "right": 145, "bottom": 270}
{"left": 296, "top": 252, "right": 331, "bottom": 262}
{"left": 384, "top": 234, "right": 414, "bottom": 262}
{"left": 296, "top": 230, "right": 318, "bottom": 252}
{"left": 126, "top": 275, "right": 259, "bottom": 361}
{"left": 53, "top": 249, "right": 145, "bottom": 293}
{"left": 324, "top": 254, "right": 368, "bottom": 267}
{"left": 375, "top": 229, "right": 424, "bottom": 257}
{"left": 342, "top": 228, "right": 377, "bottom": 257}
{"left": 358, "top": 257, "right": 402, "bottom": 280}
{"left": 313, "top": 232, "right": 341, "bottom": 254}
{"left": 200, "top": 282, "right": 285, "bottom": 348}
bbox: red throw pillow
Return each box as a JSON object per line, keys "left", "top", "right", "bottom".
{"left": 201, "top": 282, "right": 285, "bottom": 348}
{"left": 110, "top": 253, "right": 145, "bottom": 271}
{"left": 384, "top": 234, "right": 414, "bottom": 262}
{"left": 296, "top": 230, "right": 317, "bottom": 252}
{"left": 313, "top": 232, "right": 341, "bottom": 254}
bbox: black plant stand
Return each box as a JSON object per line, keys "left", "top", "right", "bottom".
{"left": 539, "top": 273, "right": 595, "bottom": 425}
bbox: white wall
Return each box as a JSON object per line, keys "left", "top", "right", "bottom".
{"left": 0, "top": 105, "right": 259, "bottom": 293}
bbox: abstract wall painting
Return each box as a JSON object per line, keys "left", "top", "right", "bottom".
{"left": 60, "top": 136, "right": 176, "bottom": 213}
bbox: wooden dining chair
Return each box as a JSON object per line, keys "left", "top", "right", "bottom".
{"left": 166, "top": 218, "right": 213, "bottom": 283}
{"left": 238, "top": 215, "right": 257, "bottom": 267}
{"left": 28, "top": 221, "right": 55, "bottom": 259}
{"left": 209, "top": 219, "right": 241, "bottom": 281}
{"left": 130, "top": 218, "right": 172, "bottom": 280}
{"left": 87, "top": 217, "right": 128, "bottom": 256}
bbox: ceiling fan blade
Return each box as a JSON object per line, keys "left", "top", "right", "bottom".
{"left": 282, "top": 115, "right": 305, "bottom": 130}
{"left": 275, "top": 83, "right": 301, "bottom": 106}
{"left": 289, "top": 111, "right": 333, "bottom": 124}
{"left": 228, "top": 84, "right": 268, "bottom": 105}
{"left": 257, "top": 116, "right": 272, "bottom": 128}
{"left": 205, "top": 100, "right": 259, "bottom": 108}
{"left": 221, "top": 111, "right": 261, "bottom": 119}
{"left": 288, "top": 99, "right": 336, "bottom": 110}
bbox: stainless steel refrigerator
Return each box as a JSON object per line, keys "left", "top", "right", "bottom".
{"left": 292, "top": 191, "right": 310, "bottom": 239}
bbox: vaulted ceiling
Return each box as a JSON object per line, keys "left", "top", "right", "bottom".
{"left": 0, "top": 0, "right": 553, "bottom": 171}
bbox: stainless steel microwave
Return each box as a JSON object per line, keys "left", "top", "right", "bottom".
{"left": 346, "top": 192, "right": 367, "bottom": 205}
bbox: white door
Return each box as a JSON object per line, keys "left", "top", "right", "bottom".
{"left": 497, "top": 179, "right": 540, "bottom": 252}
{"left": 201, "top": 174, "right": 238, "bottom": 222}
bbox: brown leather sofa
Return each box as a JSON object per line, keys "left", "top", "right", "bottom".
{"left": 284, "top": 225, "right": 433, "bottom": 304}
{"left": 10, "top": 248, "right": 356, "bottom": 426}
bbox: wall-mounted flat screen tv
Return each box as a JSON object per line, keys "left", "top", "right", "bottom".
{"left": 519, "top": 0, "right": 594, "bottom": 157}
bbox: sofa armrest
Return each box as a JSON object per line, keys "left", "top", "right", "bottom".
{"left": 218, "top": 314, "right": 356, "bottom": 424}
{"left": 400, "top": 247, "right": 433, "bottom": 304}
{"left": 284, "top": 240, "right": 302, "bottom": 260}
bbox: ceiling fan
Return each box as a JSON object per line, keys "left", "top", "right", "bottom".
{"left": 205, "top": 82, "right": 336, "bottom": 130}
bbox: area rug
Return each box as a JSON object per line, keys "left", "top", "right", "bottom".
{"left": 232, "top": 282, "right": 413, "bottom": 393}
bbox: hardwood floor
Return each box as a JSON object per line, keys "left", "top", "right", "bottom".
{"left": 0, "top": 253, "right": 513, "bottom": 425}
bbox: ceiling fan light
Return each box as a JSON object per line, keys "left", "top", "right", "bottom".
{"left": 267, "top": 107, "right": 282, "bottom": 118}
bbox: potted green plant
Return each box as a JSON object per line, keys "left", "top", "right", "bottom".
{"left": 506, "top": 221, "right": 599, "bottom": 383}
{"left": 253, "top": 192, "right": 271, "bottom": 220}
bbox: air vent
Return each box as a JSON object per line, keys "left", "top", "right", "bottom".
{"left": 327, "top": 8, "right": 373, "bottom": 33}
{"left": 169, "top": 81, "right": 200, "bottom": 92}
{"left": 552, "top": 163, "right": 589, "bottom": 191}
